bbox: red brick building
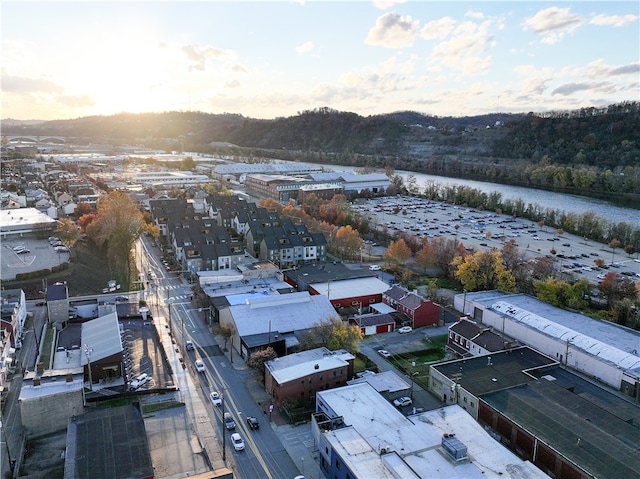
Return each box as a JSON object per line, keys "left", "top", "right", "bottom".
{"left": 265, "top": 347, "right": 355, "bottom": 407}
{"left": 382, "top": 285, "right": 441, "bottom": 328}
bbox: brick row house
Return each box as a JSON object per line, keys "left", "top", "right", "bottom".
{"left": 265, "top": 347, "right": 355, "bottom": 407}
{"left": 446, "top": 317, "right": 518, "bottom": 359}
{"left": 382, "top": 285, "right": 441, "bottom": 328}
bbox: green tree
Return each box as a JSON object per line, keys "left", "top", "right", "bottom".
{"left": 452, "top": 249, "right": 516, "bottom": 292}
{"left": 180, "top": 156, "right": 196, "bottom": 171}
{"left": 534, "top": 278, "right": 589, "bottom": 309}
{"left": 300, "top": 316, "right": 363, "bottom": 353}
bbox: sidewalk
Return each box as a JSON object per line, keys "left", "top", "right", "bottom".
{"left": 216, "top": 337, "right": 323, "bottom": 479}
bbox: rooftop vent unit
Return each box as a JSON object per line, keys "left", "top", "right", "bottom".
{"left": 442, "top": 434, "right": 468, "bottom": 462}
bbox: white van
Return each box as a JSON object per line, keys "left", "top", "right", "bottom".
{"left": 130, "top": 373, "right": 151, "bottom": 390}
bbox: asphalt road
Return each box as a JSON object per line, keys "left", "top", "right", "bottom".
{"left": 138, "top": 236, "right": 302, "bottom": 479}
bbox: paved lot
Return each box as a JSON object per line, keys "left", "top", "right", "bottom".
{"left": 1, "top": 236, "right": 69, "bottom": 281}
{"left": 357, "top": 195, "right": 640, "bottom": 283}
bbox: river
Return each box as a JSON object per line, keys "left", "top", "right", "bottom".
{"left": 315, "top": 163, "right": 640, "bottom": 226}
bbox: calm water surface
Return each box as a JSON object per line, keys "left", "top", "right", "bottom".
{"left": 317, "top": 164, "right": 640, "bottom": 226}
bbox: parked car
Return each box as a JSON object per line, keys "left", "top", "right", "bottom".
{"left": 209, "top": 391, "right": 222, "bottom": 406}
{"left": 230, "top": 432, "right": 245, "bottom": 451}
{"left": 224, "top": 412, "right": 236, "bottom": 430}
{"left": 369, "top": 264, "right": 381, "bottom": 271}
{"left": 16, "top": 249, "right": 30, "bottom": 255}
{"left": 130, "top": 373, "right": 151, "bottom": 390}
{"left": 195, "top": 359, "right": 205, "bottom": 372}
{"left": 378, "top": 349, "right": 391, "bottom": 358}
{"left": 246, "top": 416, "right": 260, "bottom": 430}
{"left": 393, "top": 396, "right": 413, "bottom": 407}
{"left": 54, "top": 246, "right": 69, "bottom": 253}
{"left": 398, "top": 326, "right": 413, "bottom": 334}
{"left": 114, "top": 296, "right": 128, "bottom": 302}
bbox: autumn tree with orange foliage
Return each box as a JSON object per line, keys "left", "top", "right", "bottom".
{"left": 384, "top": 238, "right": 412, "bottom": 267}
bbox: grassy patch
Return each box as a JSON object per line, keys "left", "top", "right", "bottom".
{"left": 388, "top": 334, "right": 448, "bottom": 387}
{"left": 141, "top": 400, "right": 184, "bottom": 414}
{"left": 40, "top": 327, "right": 55, "bottom": 369}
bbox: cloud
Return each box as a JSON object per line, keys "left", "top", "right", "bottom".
{"left": 589, "top": 14, "right": 638, "bottom": 27}
{"left": 2, "top": 72, "right": 64, "bottom": 94}
{"left": 373, "top": 0, "right": 407, "bottom": 10}
{"left": 420, "top": 17, "right": 457, "bottom": 40}
{"left": 180, "top": 44, "right": 235, "bottom": 71}
{"left": 465, "top": 10, "right": 484, "bottom": 20}
{"left": 566, "top": 59, "right": 640, "bottom": 79}
{"left": 523, "top": 7, "right": 584, "bottom": 45}
{"left": 295, "top": 41, "right": 314, "bottom": 54}
{"left": 552, "top": 82, "right": 607, "bottom": 96}
{"left": 429, "top": 20, "right": 495, "bottom": 74}
{"left": 230, "top": 63, "right": 248, "bottom": 73}
{"left": 58, "top": 95, "right": 95, "bottom": 107}
{"left": 365, "top": 12, "right": 419, "bottom": 48}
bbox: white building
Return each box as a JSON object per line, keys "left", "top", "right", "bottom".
{"left": 313, "top": 382, "right": 546, "bottom": 479}
{"left": 454, "top": 290, "right": 640, "bottom": 398}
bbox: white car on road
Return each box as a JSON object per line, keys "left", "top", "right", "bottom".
{"left": 378, "top": 349, "right": 391, "bottom": 358}
{"left": 398, "top": 326, "right": 413, "bottom": 334}
{"left": 231, "top": 433, "right": 245, "bottom": 451}
{"left": 209, "top": 391, "right": 222, "bottom": 406}
{"left": 195, "top": 359, "right": 205, "bottom": 372}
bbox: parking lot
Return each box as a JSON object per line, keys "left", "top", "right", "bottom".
{"left": 355, "top": 195, "right": 640, "bottom": 284}
{"left": 1, "top": 235, "right": 70, "bottom": 281}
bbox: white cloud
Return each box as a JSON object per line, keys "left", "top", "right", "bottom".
{"left": 295, "top": 41, "right": 315, "bottom": 54}
{"left": 181, "top": 44, "right": 236, "bottom": 72}
{"left": 1, "top": 72, "right": 64, "bottom": 94}
{"left": 523, "top": 7, "right": 584, "bottom": 45}
{"left": 365, "top": 12, "right": 419, "bottom": 48}
{"left": 420, "top": 17, "right": 457, "bottom": 40}
{"left": 568, "top": 59, "right": 640, "bottom": 79}
{"left": 429, "top": 20, "right": 495, "bottom": 74}
{"left": 589, "top": 14, "right": 638, "bottom": 27}
{"left": 465, "top": 10, "right": 484, "bottom": 20}
{"left": 373, "top": 0, "right": 407, "bottom": 11}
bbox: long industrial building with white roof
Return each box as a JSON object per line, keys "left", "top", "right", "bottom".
{"left": 454, "top": 290, "right": 640, "bottom": 398}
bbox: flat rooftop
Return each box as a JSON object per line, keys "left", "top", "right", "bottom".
{"left": 433, "top": 346, "right": 556, "bottom": 397}
{"left": 317, "top": 383, "right": 545, "bottom": 479}
{"left": 483, "top": 378, "right": 640, "bottom": 479}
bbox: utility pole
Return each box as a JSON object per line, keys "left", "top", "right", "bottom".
{"left": 221, "top": 393, "right": 226, "bottom": 463}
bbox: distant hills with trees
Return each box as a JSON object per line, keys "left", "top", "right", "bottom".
{"left": 3, "top": 101, "right": 639, "bottom": 206}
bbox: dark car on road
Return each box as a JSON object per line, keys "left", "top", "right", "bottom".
{"left": 246, "top": 416, "right": 260, "bottom": 430}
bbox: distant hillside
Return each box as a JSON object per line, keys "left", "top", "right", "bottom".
{"left": 3, "top": 103, "right": 639, "bottom": 206}
{"left": 4, "top": 104, "right": 637, "bottom": 169}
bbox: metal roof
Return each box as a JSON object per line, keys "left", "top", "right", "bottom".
{"left": 80, "top": 312, "right": 123, "bottom": 365}
{"left": 482, "top": 379, "right": 640, "bottom": 479}
{"left": 228, "top": 291, "right": 337, "bottom": 336}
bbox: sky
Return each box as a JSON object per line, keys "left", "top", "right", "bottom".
{"left": 2, "top": 1, "right": 638, "bottom": 121}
